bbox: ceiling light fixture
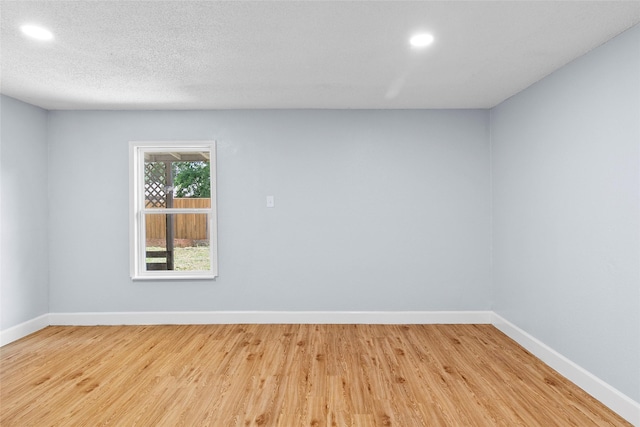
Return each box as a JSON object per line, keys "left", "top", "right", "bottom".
{"left": 409, "top": 33, "right": 434, "bottom": 48}
{"left": 20, "top": 24, "right": 54, "bottom": 41}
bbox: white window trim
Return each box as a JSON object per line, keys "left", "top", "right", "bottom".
{"left": 129, "top": 140, "right": 218, "bottom": 280}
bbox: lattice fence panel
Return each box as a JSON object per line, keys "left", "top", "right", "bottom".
{"left": 145, "top": 162, "right": 167, "bottom": 208}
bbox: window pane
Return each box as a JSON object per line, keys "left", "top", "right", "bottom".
{"left": 144, "top": 152, "right": 211, "bottom": 209}
{"left": 145, "top": 213, "right": 211, "bottom": 272}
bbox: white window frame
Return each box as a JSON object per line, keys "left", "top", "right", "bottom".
{"left": 129, "top": 140, "right": 218, "bottom": 280}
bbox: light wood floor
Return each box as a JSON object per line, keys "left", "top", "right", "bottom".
{"left": 0, "top": 324, "right": 630, "bottom": 426}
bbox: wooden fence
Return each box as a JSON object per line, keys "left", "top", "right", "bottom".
{"left": 145, "top": 198, "right": 210, "bottom": 240}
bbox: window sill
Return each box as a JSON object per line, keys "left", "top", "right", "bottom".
{"left": 131, "top": 273, "right": 217, "bottom": 281}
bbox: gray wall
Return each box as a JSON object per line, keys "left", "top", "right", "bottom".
{"left": 0, "top": 96, "right": 50, "bottom": 329}
{"left": 491, "top": 24, "right": 640, "bottom": 401}
{"left": 46, "top": 110, "right": 491, "bottom": 313}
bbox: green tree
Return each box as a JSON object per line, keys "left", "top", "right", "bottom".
{"left": 172, "top": 161, "right": 211, "bottom": 198}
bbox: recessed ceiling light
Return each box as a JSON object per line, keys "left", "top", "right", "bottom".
{"left": 409, "top": 33, "right": 434, "bottom": 48}
{"left": 20, "top": 24, "right": 54, "bottom": 41}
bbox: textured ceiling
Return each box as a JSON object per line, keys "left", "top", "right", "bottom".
{"left": 1, "top": 1, "right": 639, "bottom": 110}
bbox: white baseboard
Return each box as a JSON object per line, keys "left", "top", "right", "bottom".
{"left": 48, "top": 310, "right": 493, "bottom": 326}
{"left": 492, "top": 313, "right": 640, "bottom": 426}
{"left": 0, "top": 314, "right": 49, "bottom": 347}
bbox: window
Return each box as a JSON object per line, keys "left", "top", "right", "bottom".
{"left": 129, "top": 141, "right": 217, "bottom": 280}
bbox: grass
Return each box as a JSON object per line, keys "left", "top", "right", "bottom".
{"left": 147, "top": 246, "right": 210, "bottom": 271}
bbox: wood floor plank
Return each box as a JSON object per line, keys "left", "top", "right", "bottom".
{"left": 0, "top": 324, "right": 631, "bottom": 426}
